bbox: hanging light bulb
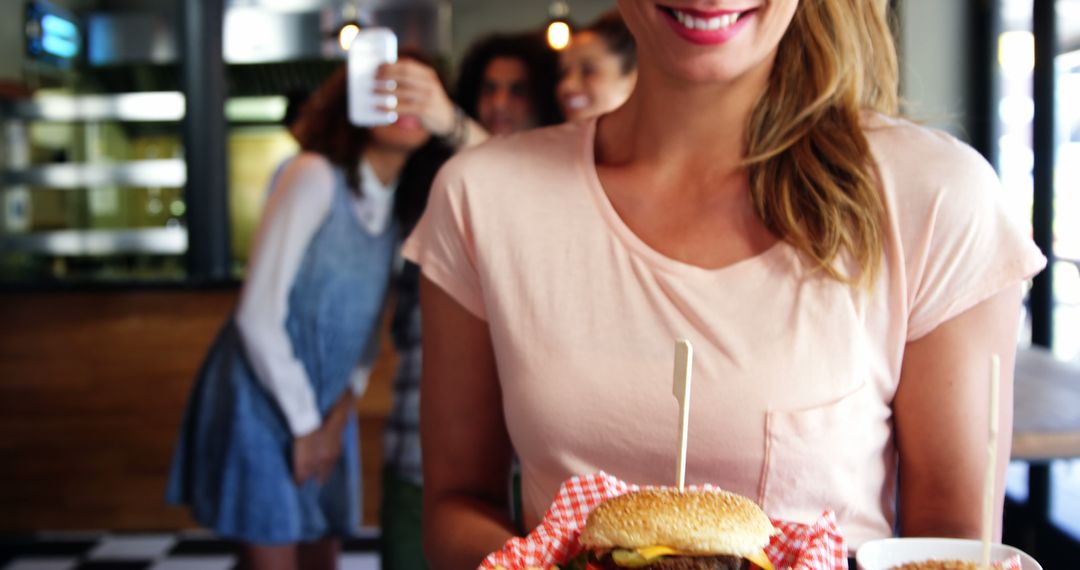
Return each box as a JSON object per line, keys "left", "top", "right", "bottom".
{"left": 336, "top": 1, "right": 363, "bottom": 52}
{"left": 546, "top": 1, "right": 572, "bottom": 51}
{"left": 547, "top": 21, "right": 571, "bottom": 51}
{"left": 339, "top": 22, "right": 361, "bottom": 51}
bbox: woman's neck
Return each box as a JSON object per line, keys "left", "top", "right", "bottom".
{"left": 598, "top": 58, "right": 772, "bottom": 175}
{"left": 362, "top": 145, "right": 410, "bottom": 187}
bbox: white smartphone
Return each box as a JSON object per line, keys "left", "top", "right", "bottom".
{"left": 348, "top": 27, "right": 398, "bottom": 127}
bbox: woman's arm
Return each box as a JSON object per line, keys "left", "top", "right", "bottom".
{"left": 294, "top": 389, "right": 354, "bottom": 484}
{"left": 419, "top": 275, "right": 517, "bottom": 570}
{"left": 378, "top": 60, "right": 491, "bottom": 150}
{"left": 237, "top": 154, "right": 355, "bottom": 484}
{"left": 894, "top": 284, "right": 1023, "bottom": 539}
{"left": 236, "top": 154, "right": 335, "bottom": 438}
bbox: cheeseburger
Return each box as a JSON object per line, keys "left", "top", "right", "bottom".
{"left": 576, "top": 488, "right": 776, "bottom": 570}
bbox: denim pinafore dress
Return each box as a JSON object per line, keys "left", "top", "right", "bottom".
{"left": 167, "top": 165, "right": 395, "bottom": 544}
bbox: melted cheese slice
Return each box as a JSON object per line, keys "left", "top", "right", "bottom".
{"left": 745, "top": 549, "right": 775, "bottom": 570}
{"left": 610, "top": 546, "right": 774, "bottom": 570}
{"left": 634, "top": 546, "right": 678, "bottom": 559}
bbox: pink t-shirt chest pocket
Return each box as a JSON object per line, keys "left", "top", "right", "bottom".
{"left": 760, "top": 380, "right": 894, "bottom": 545}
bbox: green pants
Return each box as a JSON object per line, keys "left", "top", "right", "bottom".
{"left": 379, "top": 467, "right": 524, "bottom": 570}
{"left": 380, "top": 469, "right": 428, "bottom": 570}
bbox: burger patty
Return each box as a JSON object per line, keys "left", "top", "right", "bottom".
{"left": 595, "top": 553, "right": 749, "bottom": 570}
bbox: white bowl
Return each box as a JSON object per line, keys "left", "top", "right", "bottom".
{"left": 856, "top": 538, "right": 1043, "bottom": 570}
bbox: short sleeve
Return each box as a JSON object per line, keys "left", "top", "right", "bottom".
{"left": 901, "top": 139, "right": 1046, "bottom": 341}
{"left": 401, "top": 156, "right": 488, "bottom": 320}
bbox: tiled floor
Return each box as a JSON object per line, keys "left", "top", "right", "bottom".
{"left": 0, "top": 530, "right": 380, "bottom": 570}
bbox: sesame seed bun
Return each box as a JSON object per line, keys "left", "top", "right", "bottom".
{"left": 578, "top": 488, "right": 775, "bottom": 559}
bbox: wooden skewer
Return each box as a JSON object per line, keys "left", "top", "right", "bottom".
{"left": 980, "top": 353, "right": 1001, "bottom": 570}
{"left": 672, "top": 339, "right": 694, "bottom": 491}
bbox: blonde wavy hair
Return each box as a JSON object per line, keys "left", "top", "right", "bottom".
{"left": 745, "top": 0, "right": 899, "bottom": 285}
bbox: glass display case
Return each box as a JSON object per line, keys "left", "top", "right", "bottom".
{"left": 0, "top": 0, "right": 448, "bottom": 286}
{"left": 0, "top": 91, "right": 304, "bottom": 283}
{"left": 0, "top": 90, "right": 189, "bottom": 283}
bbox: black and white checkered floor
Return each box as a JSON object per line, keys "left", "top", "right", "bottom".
{"left": 0, "top": 529, "right": 380, "bottom": 570}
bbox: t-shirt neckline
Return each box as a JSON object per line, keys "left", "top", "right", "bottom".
{"left": 577, "top": 116, "right": 790, "bottom": 277}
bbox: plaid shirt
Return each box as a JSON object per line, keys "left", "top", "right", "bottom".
{"left": 384, "top": 261, "right": 424, "bottom": 486}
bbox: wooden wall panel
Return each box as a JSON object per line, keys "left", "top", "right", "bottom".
{"left": 0, "top": 289, "right": 394, "bottom": 532}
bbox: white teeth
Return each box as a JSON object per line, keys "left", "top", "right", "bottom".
{"left": 671, "top": 9, "right": 742, "bottom": 31}
{"left": 564, "top": 94, "right": 590, "bottom": 110}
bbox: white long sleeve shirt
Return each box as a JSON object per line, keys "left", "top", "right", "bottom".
{"left": 235, "top": 153, "right": 396, "bottom": 437}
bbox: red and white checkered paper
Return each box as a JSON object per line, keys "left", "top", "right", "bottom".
{"left": 480, "top": 472, "right": 848, "bottom": 570}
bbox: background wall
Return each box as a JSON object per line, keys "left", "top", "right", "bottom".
{"left": 0, "top": 8, "right": 24, "bottom": 83}
{"left": 897, "top": 0, "right": 972, "bottom": 138}
{"left": 0, "top": 289, "right": 398, "bottom": 530}
{"left": 449, "top": 0, "right": 614, "bottom": 60}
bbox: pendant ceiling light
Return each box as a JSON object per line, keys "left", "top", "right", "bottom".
{"left": 546, "top": 0, "right": 572, "bottom": 51}
{"left": 336, "top": 1, "right": 365, "bottom": 52}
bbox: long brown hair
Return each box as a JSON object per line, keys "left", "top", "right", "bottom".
{"left": 290, "top": 66, "right": 370, "bottom": 194}
{"left": 744, "top": 0, "right": 898, "bottom": 285}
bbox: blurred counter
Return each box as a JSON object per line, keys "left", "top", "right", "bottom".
{"left": 0, "top": 288, "right": 395, "bottom": 531}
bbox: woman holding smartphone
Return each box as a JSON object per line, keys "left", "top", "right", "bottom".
{"left": 374, "top": 33, "right": 566, "bottom": 570}
{"left": 167, "top": 63, "right": 450, "bottom": 570}
{"left": 404, "top": 1, "right": 1046, "bottom": 568}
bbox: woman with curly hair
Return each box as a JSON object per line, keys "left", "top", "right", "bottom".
{"left": 454, "top": 32, "right": 564, "bottom": 135}
{"left": 167, "top": 60, "right": 451, "bottom": 570}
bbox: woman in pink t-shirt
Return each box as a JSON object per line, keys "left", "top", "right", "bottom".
{"left": 403, "top": 1, "right": 1047, "bottom": 568}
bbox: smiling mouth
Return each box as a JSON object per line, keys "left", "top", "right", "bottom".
{"left": 562, "top": 94, "right": 591, "bottom": 111}
{"left": 657, "top": 5, "right": 758, "bottom": 31}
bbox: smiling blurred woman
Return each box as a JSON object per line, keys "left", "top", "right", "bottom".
{"left": 557, "top": 10, "right": 638, "bottom": 122}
